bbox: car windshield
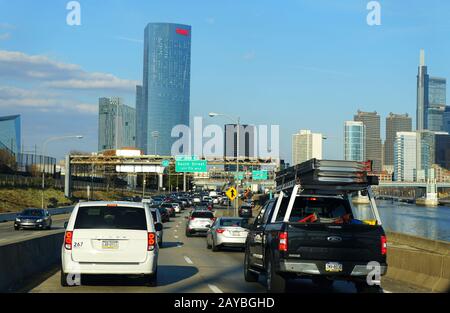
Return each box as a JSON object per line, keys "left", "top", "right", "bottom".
{"left": 286, "top": 197, "right": 354, "bottom": 224}
{"left": 21, "top": 209, "right": 44, "bottom": 216}
{"left": 220, "top": 219, "right": 248, "bottom": 228}
{"left": 191, "top": 212, "right": 214, "bottom": 219}
{"left": 74, "top": 206, "right": 147, "bottom": 230}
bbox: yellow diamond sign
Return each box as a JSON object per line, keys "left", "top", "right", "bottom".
{"left": 226, "top": 187, "right": 238, "bottom": 202}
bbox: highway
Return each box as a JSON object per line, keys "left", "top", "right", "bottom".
{"left": 10, "top": 208, "right": 423, "bottom": 294}
{"left": 0, "top": 214, "right": 70, "bottom": 246}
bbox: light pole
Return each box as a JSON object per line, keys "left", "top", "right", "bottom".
{"left": 151, "top": 131, "right": 160, "bottom": 156}
{"left": 209, "top": 112, "right": 241, "bottom": 216}
{"left": 41, "top": 135, "right": 83, "bottom": 209}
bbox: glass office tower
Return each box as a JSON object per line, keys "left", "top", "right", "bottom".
{"left": 427, "top": 77, "right": 446, "bottom": 132}
{"left": 344, "top": 121, "right": 365, "bottom": 162}
{"left": 137, "top": 23, "right": 192, "bottom": 156}
{"left": 0, "top": 115, "right": 21, "bottom": 154}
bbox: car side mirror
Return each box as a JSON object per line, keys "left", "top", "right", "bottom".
{"left": 155, "top": 223, "right": 163, "bottom": 232}
{"left": 64, "top": 221, "right": 68, "bottom": 229}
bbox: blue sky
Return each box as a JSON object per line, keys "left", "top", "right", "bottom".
{"left": 0, "top": 0, "right": 449, "bottom": 162}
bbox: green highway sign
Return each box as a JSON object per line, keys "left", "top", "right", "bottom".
{"left": 175, "top": 155, "right": 198, "bottom": 161}
{"left": 161, "top": 160, "right": 170, "bottom": 167}
{"left": 253, "top": 170, "right": 268, "bottom": 180}
{"left": 175, "top": 160, "right": 207, "bottom": 173}
{"left": 234, "top": 172, "right": 245, "bottom": 180}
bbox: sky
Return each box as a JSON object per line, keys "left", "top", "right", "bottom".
{"left": 0, "top": 0, "right": 449, "bottom": 162}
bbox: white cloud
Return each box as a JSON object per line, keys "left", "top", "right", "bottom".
{"left": 243, "top": 51, "right": 256, "bottom": 61}
{"left": 0, "top": 86, "right": 97, "bottom": 114}
{"left": 0, "top": 50, "right": 138, "bottom": 91}
{"left": 0, "top": 33, "right": 10, "bottom": 40}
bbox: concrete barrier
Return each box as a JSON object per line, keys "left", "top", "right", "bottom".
{"left": 386, "top": 231, "right": 450, "bottom": 293}
{"left": 0, "top": 232, "right": 64, "bottom": 292}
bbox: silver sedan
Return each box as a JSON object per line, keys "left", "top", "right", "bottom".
{"left": 206, "top": 217, "right": 250, "bottom": 252}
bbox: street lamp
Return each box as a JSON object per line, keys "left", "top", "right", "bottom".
{"left": 41, "top": 135, "right": 83, "bottom": 209}
{"left": 209, "top": 112, "right": 241, "bottom": 216}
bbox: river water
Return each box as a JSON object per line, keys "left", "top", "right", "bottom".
{"left": 355, "top": 200, "right": 450, "bottom": 242}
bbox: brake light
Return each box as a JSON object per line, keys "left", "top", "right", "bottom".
{"left": 190, "top": 217, "right": 195, "bottom": 221}
{"left": 278, "top": 232, "right": 288, "bottom": 252}
{"left": 307, "top": 197, "right": 317, "bottom": 201}
{"left": 381, "top": 235, "right": 387, "bottom": 255}
{"left": 64, "top": 231, "right": 73, "bottom": 250}
{"left": 148, "top": 232, "right": 156, "bottom": 251}
{"left": 107, "top": 204, "right": 118, "bottom": 207}
{"left": 216, "top": 229, "right": 225, "bottom": 234}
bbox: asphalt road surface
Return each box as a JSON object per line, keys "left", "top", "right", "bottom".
{"left": 21, "top": 208, "right": 424, "bottom": 293}
{"left": 0, "top": 214, "right": 70, "bottom": 246}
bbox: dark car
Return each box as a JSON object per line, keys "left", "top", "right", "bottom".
{"left": 161, "top": 203, "right": 176, "bottom": 217}
{"left": 15, "top": 208, "right": 52, "bottom": 230}
{"left": 239, "top": 204, "right": 253, "bottom": 218}
{"left": 158, "top": 207, "right": 171, "bottom": 223}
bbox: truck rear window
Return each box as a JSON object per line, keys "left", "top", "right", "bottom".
{"left": 288, "top": 197, "right": 353, "bottom": 224}
{"left": 74, "top": 206, "right": 147, "bottom": 230}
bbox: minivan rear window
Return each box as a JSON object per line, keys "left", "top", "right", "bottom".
{"left": 192, "top": 212, "right": 214, "bottom": 219}
{"left": 74, "top": 206, "right": 147, "bottom": 230}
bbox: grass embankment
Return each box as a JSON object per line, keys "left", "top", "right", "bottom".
{"left": 0, "top": 188, "right": 140, "bottom": 213}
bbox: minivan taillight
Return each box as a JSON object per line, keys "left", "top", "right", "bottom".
{"left": 381, "top": 235, "right": 387, "bottom": 255}
{"left": 148, "top": 232, "right": 156, "bottom": 251}
{"left": 278, "top": 232, "right": 288, "bottom": 252}
{"left": 64, "top": 231, "right": 73, "bottom": 250}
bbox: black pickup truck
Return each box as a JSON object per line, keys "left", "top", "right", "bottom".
{"left": 243, "top": 159, "right": 387, "bottom": 293}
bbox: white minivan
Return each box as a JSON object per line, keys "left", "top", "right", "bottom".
{"left": 61, "top": 201, "right": 161, "bottom": 287}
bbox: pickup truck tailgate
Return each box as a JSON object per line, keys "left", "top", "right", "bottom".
{"left": 286, "top": 223, "right": 384, "bottom": 262}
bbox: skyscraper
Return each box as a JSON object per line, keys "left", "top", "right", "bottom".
{"left": 394, "top": 132, "right": 417, "bottom": 182}
{"left": 416, "top": 130, "right": 435, "bottom": 180}
{"left": 417, "top": 49, "right": 429, "bottom": 131}
{"left": 0, "top": 115, "right": 21, "bottom": 154}
{"left": 444, "top": 106, "right": 450, "bottom": 133}
{"left": 291, "top": 130, "right": 323, "bottom": 166}
{"left": 354, "top": 110, "right": 382, "bottom": 172}
{"left": 384, "top": 113, "right": 412, "bottom": 167}
{"left": 435, "top": 133, "right": 450, "bottom": 170}
{"left": 427, "top": 77, "right": 447, "bottom": 132}
{"left": 137, "top": 23, "right": 192, "bottom": 156}
{"left": 98, "top": 97, "right": 136, "bottom": 151}
{"left": 344, "top": 121, "right": 365, "bottom": 162}
{"left": 135, "top": 85, "right": 144, "bottom": 150}
{"left": 224, "top": 124, "right": 256, "bottom": 171}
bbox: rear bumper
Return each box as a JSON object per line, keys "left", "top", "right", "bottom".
{"left": 279, "top": 260, "right": 387, "bottom": 277}
{"left": 61, "top": 248, "right": 158, "bottom": 275}
{"left": 216, "top": 236, "right": 247, "bottom": 247}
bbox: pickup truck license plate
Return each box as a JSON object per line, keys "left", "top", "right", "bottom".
{"left": 102, "top": 240, "right": 119, "bottom": 250}
{"left": 325, "top": 262, "right": 343, "bottom": 272}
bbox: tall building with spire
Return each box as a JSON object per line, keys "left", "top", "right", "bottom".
{"left": 417, "top": 49, "right": 429, "bottom": 131}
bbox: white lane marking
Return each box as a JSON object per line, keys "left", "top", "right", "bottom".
{"left": 208, "top": 284, "right": 223, "bottom": 294}
{"left": 184, "top": 256, "right": 193, "bottom": 264}
{"left": 177, "top": 244, "right": 183, "bottom": 248}
{"left": 174, "top": 229, "right": 178, "bottom": 232}
{"left": 384, "top": 290, "right": 393, "bottom": 293}
{"left": 174, "top": 235, "right": 179, "bottom": 239}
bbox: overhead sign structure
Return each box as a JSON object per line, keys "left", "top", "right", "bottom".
{"left": 226, "top": 187, "right": 238, "bottom": 202}
{"left": 253, "top": 170, "right": 268, "bottom": 180}
{"left": 175, "top": 160, "right": 207, "bottom": 173}
{"left": 116, "top": 165, "right": 164, "bottom": 174}
{"left": 161, "top": 160, "right": 170, "bottom": 167}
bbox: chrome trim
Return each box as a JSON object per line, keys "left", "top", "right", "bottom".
{"left": 351, "top": 265, "right": 387, "bottom": 276}
{"left": 279, "top": 261, "right": 321, "bottom": 275}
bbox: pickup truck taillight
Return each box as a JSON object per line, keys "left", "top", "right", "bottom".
{"left": 64, "top": 231, "right": 73, "bottom": 250}
{"left": 381, "top": 235, "right": 387, "bottom": 255}
{"left": 278, "top": 232, "right": 288, "bottom": 252}
{"left": 148, "top": 232, "right": 156, "bottom": 251}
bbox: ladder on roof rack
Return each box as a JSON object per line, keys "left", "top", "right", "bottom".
{"left": 275, "top": 159, "right": 378, "bottom": 193}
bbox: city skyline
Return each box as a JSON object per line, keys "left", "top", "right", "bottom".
{"left": 0, "top": 1, "right": 449, "bottom": 162}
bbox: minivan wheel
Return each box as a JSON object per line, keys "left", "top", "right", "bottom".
{"left": 244, "top": 249, "right": 259, "bottom": 282}
{"left": 145, "top": 270, "right": 158, "bottom": 287}
{"left": 266, "top": 253, "right": 287, "bottom": 293}
{"left": 60, "top": 269, "right": 69, "bottom": 287}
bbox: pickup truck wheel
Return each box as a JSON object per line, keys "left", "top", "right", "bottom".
{"left": 313, "top": 277, "right": 334, "bottom": 290}
{"left": 266, "top": 253, "right": 287, "bottom": 293}
{"left": 244, "top": 250, "right": 259, "bottom": 282}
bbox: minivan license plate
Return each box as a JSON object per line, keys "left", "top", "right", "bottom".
{"left": 102, "top": 240, "right": 119, "bottom": 250}
{"left": 325, "top": 262, "right": 343, "bottom": 272}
